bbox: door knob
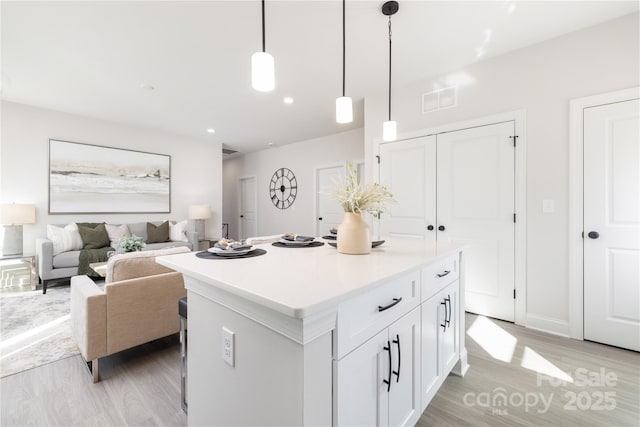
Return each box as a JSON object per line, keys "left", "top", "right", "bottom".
{"left": 318, "top": 217, "right": 323, "bottom": 221}
{"left": 427, "top": 225, "right": 434, "bottom": 231}
{"left": 588, "top": 231, "right": 599, "bottom": 239}
{"left": 240, "top": 215, "right": 244, "bottom": 218}
{"left": 438, "top": 225, "right": 446, "bottom": 231}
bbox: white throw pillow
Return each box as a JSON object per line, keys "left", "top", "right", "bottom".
{"left": 105, "top": 224, "right": 131, "bottom": 249}
{"left": 47, "top": 223, "right": 84, "bottom": 256}
{"left": 169, "top": 220, "right": 189, "bottom": 242}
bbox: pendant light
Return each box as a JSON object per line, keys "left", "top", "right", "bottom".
{"left": 251, "top": 0, "right": 275, "bottom": 92}
{"left": 382, "top": 1, "right": 399, "bottom": 141}
{"left": 336, "top": 0, "right": 353, "bottom": 123}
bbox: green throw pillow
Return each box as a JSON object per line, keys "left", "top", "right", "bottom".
{"left": 77, "top": 223, "right": 110, "bottom": 250}
{"left": 147, "top": 221, "right": 170, "bottom": 243}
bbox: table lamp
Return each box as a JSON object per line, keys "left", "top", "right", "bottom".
{"left": 0, "top": 203, "right": 36, "bottom": 256}
{"left": 189, "top": 205, "right": 211, "bottom": 241}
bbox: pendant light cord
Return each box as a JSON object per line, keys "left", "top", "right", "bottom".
{"left": 262, "top": 0, "right": 266, "bottom": 52}
{"left": 388, "top": 16, "right": 392, "bottom": 121}
{"left": 342, "top": 0, "right": 346, "bottom": 97}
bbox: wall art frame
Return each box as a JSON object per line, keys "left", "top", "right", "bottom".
{"left": 48, "top": 139, "right": 171, "bottom": 214}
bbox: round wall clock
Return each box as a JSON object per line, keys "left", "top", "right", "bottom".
{"left": 269, "top": 168, "right": 297, "bottom": 210}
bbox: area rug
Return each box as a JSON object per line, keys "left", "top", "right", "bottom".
{"left": 0, "top": 286, "right": 79, "bottom": 378}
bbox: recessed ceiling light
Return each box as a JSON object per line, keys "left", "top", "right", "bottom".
{"left": 140, "top": 83, "right": 155, "bottom": 91}
{"left": 207, "top": 128, "right": 216, "bottom": 134}
{"left": 268, "top": 142, "right": 274, "bottom": 146}
{"left": 283, "top": 97, "right": 294, "bottom": 104}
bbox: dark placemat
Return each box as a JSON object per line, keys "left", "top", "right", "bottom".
{"left": 196, "top": 249, "right": 267, "bottom": 260}
{"left": 322, "top": 235, "right": 336, "bottom": 240}
{"left": 272, "top": 241, "right": 325, "bottom": 248}
{"left": 327, "top": 240, "right": 385, "bottom": 249}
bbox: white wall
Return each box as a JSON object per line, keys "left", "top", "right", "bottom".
{"left": 364, "top": 13, "right": 639, "bottom": 334}
{"left": 0, "top": 101, "right": 223, "bottom": 254}
{"left": 223, "top": 129, "right": 364, "bottom": 239}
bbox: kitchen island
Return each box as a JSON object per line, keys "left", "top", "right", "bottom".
{"left": 157, "top": 238, "right": 468, "bottom": 426}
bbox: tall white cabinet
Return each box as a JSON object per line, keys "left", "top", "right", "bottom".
{"left": 379, "top": 121, "right": 517, "bottom": 322}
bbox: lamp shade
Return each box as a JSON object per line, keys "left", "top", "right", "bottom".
{"left": 383, "top": 120, "right": 397, "bottom": 142}
{"left": 189, "top": 205, "right": 211, "bottom": 220}
{"left": 0, "top": 204, "right": 35, "bottom": 225}
{"left": 251, "top": 51, "right": 275, "bottom": 92}
{"left": 336, "top": 96, "right": 353, "bottom": 124}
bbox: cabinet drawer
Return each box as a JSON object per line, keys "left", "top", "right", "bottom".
{"left": 334, "top": 271, "right": 420, "bottom": 360}
{"left": 421, "top": 255, "right": 459, "bottom": 302}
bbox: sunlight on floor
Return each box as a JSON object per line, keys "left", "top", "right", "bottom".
{"left": 467, "top": 315, "right": 517, "bottom": 362}
{"left": 521, "top": 346, "right": 574, "bottom": 383}
{"left": 0, "top": 314, "right": 70, "bottom": 353}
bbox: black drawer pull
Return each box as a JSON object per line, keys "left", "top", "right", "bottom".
{"left": 392, "top": 334, "right": 401, "bottom": 382}
{"left": 378, "top": 297, "right": 402, "bottom": 312}
{"left": 383, "top": 340, "right": 392, "bottom": 392}
{"left": 437, "top": 270, "right": 451, "bottom": 278}
{"left": 445, "top": 295, "right": 451, "bottom": 326}
{"left": 440, "top": 301, "right": 447, "bottom": 331}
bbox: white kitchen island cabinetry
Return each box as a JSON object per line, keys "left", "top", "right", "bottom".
{"left": 157, "top": 239, "right": 468, "bottom": 426}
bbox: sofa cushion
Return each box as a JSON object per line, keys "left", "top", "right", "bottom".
{"left": 77, "top": 223, "right": 110, "bottom": 250}
{"left": 147, "top": 221, "right": 170, "bottom": 243}
{"left": 47, "top": 223, "right": 84, "bottom": 256}
{"left": 144, "top": 241, "right": 191, "bottom": 251}
{"left": 168, "top": 220, "right": 189, "bottom": 242}
{"left": 127, "top": 222, "right": 148, "bottom": 241}
{"left": 105, "top": 224, "right": 131, "bottom": 249}
{"left": 53, "top": 250, "right": 81, "bottom": 268}
{"left": 106, "top": 246, "right": 190, "bottom": 283}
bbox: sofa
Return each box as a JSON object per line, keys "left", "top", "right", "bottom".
{"left": 70, "top": 246, "right": 190, "bottom": 382}
{"left": 36, "top": 221, "right": 198, "bottom": 293}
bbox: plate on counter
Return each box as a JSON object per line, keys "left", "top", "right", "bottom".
{"left": 322, "top": 235, "right": 336, "bottom": 240}
{"left": 208, "top": 247, "right": 254, "bottom": 256}
{"left": 278, "top": 239, "right": 315, "bottom": 246}
{"left": 327, "top": 240, "right": 385, "bottom": 249}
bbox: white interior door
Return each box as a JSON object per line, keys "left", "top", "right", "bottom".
{"left": 239, "top": 176, "right": 257, "bottom": 240}
{"left": 315, "top": 165, "right": 346, "bottom": 236}
{"left": 379, "top": 136, "right": 436, "bottom": 240}
{"left": 584, "top": 98, "right": 640, "bottom": 352}
{"left": 437, "top": 122, "right": 515, "bottom": 322}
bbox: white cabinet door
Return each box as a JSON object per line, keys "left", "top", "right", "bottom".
{"left": 437, "top": 122, "right": 515, "bottom": 322}
{"left": 420, "top": 293, "right": 441, "bottom": 411}
{"left": 379, "top": 136, "right": 436, "bottom": 240}
{"left": 584, "top": 98, "right": 640, "bottom": 352}
{"left": 388, "top": 307, "right": 421, "bottom": 427}
{"left": 334, "top": 329, "right": 389, "bottom": 427}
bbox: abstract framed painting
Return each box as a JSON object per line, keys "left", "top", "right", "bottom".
{"left": 49, "top": 139, "right": 171, "bottom": 214}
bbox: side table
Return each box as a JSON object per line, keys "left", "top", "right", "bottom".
{"left": 0, "top": 254, "right": 37, "bottom": 291}
{"left": 198, "top": 237, "right": 220, "bottom": 251}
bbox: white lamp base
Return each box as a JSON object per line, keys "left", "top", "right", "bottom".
{"left": 194, "top": 219, "right": 205, "bottom": 241}
{"left": 2, "top": 225, "right": 23, "bottom": 256}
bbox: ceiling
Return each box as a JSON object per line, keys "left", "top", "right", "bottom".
{"left": 2, "top": 1, "right": 638, "bottom": 156}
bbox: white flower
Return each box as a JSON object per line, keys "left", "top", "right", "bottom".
{"left": 329, "top": 165, "right": 396, "bottom": 215}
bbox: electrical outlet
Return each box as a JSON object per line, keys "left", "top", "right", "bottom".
{"left": 222, "top": 327, "right": 234, "bottom": 367}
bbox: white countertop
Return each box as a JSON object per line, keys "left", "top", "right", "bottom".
{"left": 157, "top": 238, "right": 464, "bottom": 319}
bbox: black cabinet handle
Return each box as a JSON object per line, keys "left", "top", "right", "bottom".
{"left": 383, "top": 340, "right": 392, "bottom": 392}
{"left": 378, "top": 297, "right": 402, "bottom": 312}
{"left": 438, "top": 225, "right": 446, "bottom": 231}
{"left": 440, "top": 301, "right": 447, "bottom": 331}
{"left": 437, "top": 270, "right": 451, "bottom": 278}
{"left": 392, "top": 334, "right": 401, "bottom": 382}
{"left": 240, "top": 215, "right": 244, "bottom": 218}
{"left": 427, "top": 225, "right": 434, "bottom": 231}
{"left": 318, "top": 217, "right": 323, "bottom": 220}
{"left": 588, "top": 231, "right": 599, "bottom": 239}
{"left": 445, "top": 295, "right": 451, "bottom": 327}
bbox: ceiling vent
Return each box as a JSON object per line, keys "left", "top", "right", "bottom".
{"left": 422, "top": 86, "right": 457, "bottom": 114}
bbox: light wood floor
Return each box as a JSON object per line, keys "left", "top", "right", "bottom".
{"left": 1, "top": 314, "right": 638, "bottom": 426}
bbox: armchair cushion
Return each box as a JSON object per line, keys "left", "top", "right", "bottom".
{"left": 106, "top": 246, "right": 190, "bottom": 284}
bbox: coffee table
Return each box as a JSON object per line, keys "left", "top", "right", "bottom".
{"left": 89, "top": 262, "right": 108, "bottom": 278}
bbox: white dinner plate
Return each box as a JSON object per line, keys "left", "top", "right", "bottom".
{"left": 278, "top": 239, "right": 314, "bottom": 246}
{"left": 208, "top": 247, "right": 254, "bottom": 256}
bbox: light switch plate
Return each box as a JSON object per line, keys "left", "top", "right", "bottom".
{"left": 542, "top": 199, "right": 555, "bottom": 213}
{"left": 222, "top": 327, "right": 234, "bottom": 367}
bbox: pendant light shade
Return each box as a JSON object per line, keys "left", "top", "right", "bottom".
{"left": 336, "top": 96, "right": 353, "bottom": 124}
{"left": 252, "top": 0, "right": 275, "bottom": 92}
{"left": 251, "top": 51, "right": 275, "bottom": 92}
{"left": 383, "top": 120, "right": 397, "bottom": 142}
{"left": 381, "top": 1, "right": 399, "bottom": 141}
{"left": 336, "top": 0, "right": 353, "bottom": 123}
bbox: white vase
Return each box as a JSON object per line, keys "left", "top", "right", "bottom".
{"left": 337, "top": 212, "right": 371, "bottom": 255}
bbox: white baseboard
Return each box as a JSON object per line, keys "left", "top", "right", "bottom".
{"left": 525, "top": 313, "right": 570, "bottom": 337}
